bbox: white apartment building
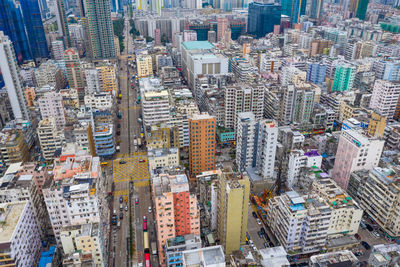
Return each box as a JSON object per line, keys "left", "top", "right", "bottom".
{"left": 141, "top": 80, "right": 170, "bottom": 126}
{"left": 84, "top": 92, "right": 113, "bottom": 111}
{"left": 37, "top": 118, "right": 64, "bottom": 160}
{"left": 0, "top": 32, "right": 30, "bottom": 120}
{"left": 282, "top": 66, "right": 307, "bottom": 87}
{"left": 148, "top": 148, "right": 180, "bottom": 170}
{"left": 72, "top": 121, "right": 91, "bottom": 151}
{"left": 349, "top": 168, "right": 400, "bottom": 238}
{"left": 60, "top": 223, "right": 105, "bottom": 266}
{"left": 256, "top": 120, "right": 278, "bottom": 179}
{"left": 369, "top": 80, "right": 400, "bottom": 119}
{"left": 35, "top": 60, "right": 65, "bottom": 90}
{"left": 311, "top": 177, "right": 363, "bottom": 237}
{"left": 267, "top": 191, "right": 331, "bottom": 253}
{"left": 85, "top": 68, "right": 101, "bottom": 94}
{"left": 287, "top": 150, "right": 322, "bottom": 188}
{"left": 224, "top": 84, "right": 264, "bottom": 130}
{"left": 0, "top": 201, "right": 42, "bottom": 266}
{"left": 331, "top": 128, "right": 384, "bottom": 190}
{"left": 236, "top": 112, "right": 257, "bottom": 172}
{"left": 51, "top": 40, "right": 65, "bottom": 60}
{"left": 38, "top": 91, "right": 66, "bottom": 130}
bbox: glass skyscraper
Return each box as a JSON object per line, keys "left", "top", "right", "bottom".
{"left": 247, "top": 2, "right": 282, "bottom": 38}
{"left": 281, "top": 0, "right": 306, "bottom": 24}
{"left": 0, "top": 0, "right": 49, "bottom": 64}
{"left": 19, "top": 0, "right": 49, "bottom": 60}
{"left": 0, "top": 0, "right": 31, "bottom": 64}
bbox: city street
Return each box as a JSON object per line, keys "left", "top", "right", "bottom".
{"left": 109, "top": 14, "right": 159, "bottom": 267}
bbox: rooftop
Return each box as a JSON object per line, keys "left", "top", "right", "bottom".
{"left": 182, "top": 41, "right": 214, "bottom": 50}
{"left": 0, "top": 201, "right": 27, "bottom": 244}
{"left": 182, "top": 245, "right": 225, "bottom": 266}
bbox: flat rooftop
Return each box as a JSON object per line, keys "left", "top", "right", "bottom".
{"left": 183, "top": 245, "right": 225, "bottom": 266}
{"left": 0, "top": 201, "right": 27, "bottom": 244}
{"left": 182, "top": 41, "right": 215, "bottom": 50}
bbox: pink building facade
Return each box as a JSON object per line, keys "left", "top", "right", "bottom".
{"left": 18, "top": 162, "right": 51, "bottom": 194}
{"left": 331, "top": 129, "right": 384, "bottom": 190}
{"left": 217, "top": 18, "right": 228, "bottom": 42}
{"left": 154, "top": 29, "right": 161, "bottom": 46}
{"left": 152, "top": 173, "right": 200, "bottom": 265}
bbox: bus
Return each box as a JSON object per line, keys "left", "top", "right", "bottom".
{"left": 100, "top": 162, "right": 108, "bottom": 166}
{"left": 143, "top": 231, "right": 149, "bottom": 252}
{"left": 144, "top": 253, "right": 151, "bottom": 267}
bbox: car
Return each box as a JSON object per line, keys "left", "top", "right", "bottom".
{"left": 360, "top": 221, "right": 367, "bottom": 229}
{"left": 139, "top": 159, "right": 146, "bottom": 163}
{"left": 120, "top": 204, "right": 123, "bottom": 210}
{"left": 260, "top": 227, "right": 265, "bottom": 234}
{"left": 148, "top": 206, "right": 152, "bottom": 213}
{"left": 135, "top": 198, "right": 139, "bottom": 205}
{"left": 119, "top": 197, "right": 123, "bottom": 203}
{"left": 116, "top": 131, "right": 121, "bottom": 136}
{"left": 258, "top": 231, "right": 263, "bottom": 238}
{"left": 256, "top": 218, "right": 261, "bottom": 225}
{"left": 113, "top": 209, "right": 117, "bottom": 215}
{"left": 354, "top": 251, "right": 363, "bottom": 257}
{"left": 120, "top": 213, "right": 123, "bottom": 219}
{"left": 372, "top": 231, "right": 380, "bottom": 238}
{"left": 361, "top": 241, "right": 371, "bottom": 250}
{"left": 143, "top": 216, "right": 147, "bottom": 222}
{"left": 125, "top": 206, "right": 128, "bottom": 212}
{"left": 264, "top": 242, "right": 269, "bottom": 248}
{"left": 354, "top": 233, "right": 361, "bottom": 240}
{"left": 252, "top": 211, "right": 257, "bottom": 218}
{"left": 268, "top": 242, "right": 274, "bottom": 247}
{"left": 366, "top": 224, "right": 374, "bottom": 232}
{"left": 119, "top": 160, "right": 126, "bottom": 164}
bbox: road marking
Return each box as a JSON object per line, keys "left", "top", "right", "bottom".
{"left": 134, "top": 181, "right": 149, "bottom": 187}
{"left": 114, "top": 190, "right": 129, "bottom": 196}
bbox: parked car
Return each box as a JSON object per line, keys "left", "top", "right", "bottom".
{"left": 264, "top": 242, "right": 269, "bottom": 248}
{"left": 361, "top": 241, "right": 371, "bottom": 250}
{"left": 372, "top": 231, "right": 380, "bottom": 238}
{"left": 125, "top": 206, "right": 128, "bottom": 212}
{"left": 260, "top": 227, "right": 265, "bottom": 234}
{"left": 256, "top": 218, "right": 261, "bottom": 225}
{"left": 366, "top": 224, "right": 374, "bottom": 232}
{"left": 258, "top": 231, "right": 263, "bottom": 238}
{"left": 135, "top": 198, "right": 139, "bottom": 205}
{"left": 354, "top": 233, "right": 361, "bottom": 240}
{"left": 252, "top": 212, "right": 257, "bottom": 218}
{"left": 119, "top": 197, "right": 123, "bottom": 203}
{"left": 360, "top": 221, "right": 367, "bottom": 229}
{"left": 148, "top": 206, "right": 152, "bottom": 213}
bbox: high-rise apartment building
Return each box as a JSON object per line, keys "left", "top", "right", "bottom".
{"left": 332, "top": 63, "right": 356, "bottom": 92}
{"left": 152, "top": 172, "right": 200, "bottom": 265}
{"left": 0, "top": 32, "right": 30, "bottom": 120}
{"left": 373, "top": 59, "right": 400, "bottom": 81}
{"left": 188, "top": 113, "right": 216, "bottom": 176}
{"left": 236, "top": 112, "right": 257, "bottom": 172}
{"left": 51, "top": 40, "right": 65, "bottom": 60}
{"left": 0, "top": 129, "right": 29, "bottom": 166}
{"left": 349, "top": 0, "right": 369, "bottom": 20}
{"left": 97, "top": 65, "right": 118, "bottom": 93}
{"left": 247, "top": 2, "right": 282, "bottom": 38}
{"left": 282, "top": 0, "right": 307, "bottom": 24}
{"left": 369, "top": 80, "right": 400, "bottom": 119}
{"left": 0, "top": 202, "right": 42, "bottom": 266}
{"left": 140, "top": 78, "right": 170, "bottom": 127}
{"left": 35, "top": 60, "right": 67, "bottom": 90}
{"left": 307, "top": 63, "right": 327, "bottom": 84}
{"left": 309, "top": 0, "right": 323, "bottom": 19}
{"left": 255, "top": 120, "right": 279, "bottom": 179}
{"left": 55, "top": 0, "right": 70, "bottom": 47}
{"left": 217, "top": 18, "right": 228, "bottom": 42}
{"left": 348, "top": 168, "right": 400, "bottom": 238}
{"left": 64, "top": 48, "right": 85, "bottom": 101}
{"left": 38, "top": 92, "right": 66, "bottom": 131}
{"left": 224, "top": 84, "right": 265, "bottom": 130}
{"left": 217, "top": 171, "right": 250, "bottom": 255}
{"left": 37, "top": 118, "right": 64, "bottom": 160}
{"left": 83, "top": 0, "right": 116, "bottom": 59}
{"left": 332, "top": 128, "right": 384, "bottom": 190}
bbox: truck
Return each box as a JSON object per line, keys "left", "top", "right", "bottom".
{"left": 151, "top": 242, "right": 157, "bottom": 255}
{"left": 137, "top": 138, "right": 142, "bottom": 146}
{"left": 117, "top": 111, "right": 122, "bottom": 119}
{"left": 134, "top": 139, "right": 138, "bottom": 146}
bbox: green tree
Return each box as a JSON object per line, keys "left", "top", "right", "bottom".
{"left": 145, "top": 36, "right": 154, "bottom": 42}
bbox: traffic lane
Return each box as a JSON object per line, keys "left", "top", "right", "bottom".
{"left": 247, "top": 207, "right": 267, "bottom": 250}
{"left": 356, "top": 226, "right": 389, "bottom": 261}
{"left": 113, "top": 187, "right": 129, "bottom": 267}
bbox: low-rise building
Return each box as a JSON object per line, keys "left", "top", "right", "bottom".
{"left": 309, "top": 250, "right": 359, "bottom": 267}
{"left": 368, "top": 244, "right": 400, "bottom": 267}
{"left": 181, "top": 246, "right": 225, "bottom": 267}
{"left": 165, "top": 234, "right": 202, "bottom": 266}
{"left": 84, "top": 92, "right": 113, "bottom": 111}
{"left": 148, "top": 148, "right": 179, "bottom": 170}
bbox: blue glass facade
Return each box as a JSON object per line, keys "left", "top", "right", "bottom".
{"left": 19, "top": 0, "right": 49, "bottom": 60}
{"left": 0, "top": 0, "right": 49, "bottom": 64}
{"left": 307, "top": 63, "right": 327, "bottom": 84}
{"left": 111, "top": 0, "right": 123, "bottom": 13}
{"left": 0, "top": 0, "right": 31, "bottom": 64}
{"left": 281, "top": 0, "right": 306, "bottom": 24}
{"left": 247, "top": 2, "right": 282, "bottom": 38}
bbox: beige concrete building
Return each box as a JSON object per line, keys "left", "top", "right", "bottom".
{"left": 37, "top": 118, "right": 64, "bottom": 160}
{"left": 217, "top": 170, "right": 250, "bottom": 255}
{"left": 137, "top": 55, "right": 153, "bottom": 78}
{"left": 97, "top": 65, "right": 118, "bottom": 93}
{"left": 148, "top": 148, "right": 179, "bottom": 170}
